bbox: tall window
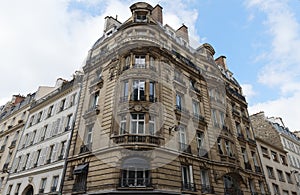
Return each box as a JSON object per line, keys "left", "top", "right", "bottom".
{"left": 59, "top": 99, "right": 66, "bottom": 112}
{"left": 51, "top": 176, "right": 59, "bottom": 192}
{"left": 59, "top": 141, "right": 66, "bottom": 159}
{"left": 245, "top": 127, "right": 251, "bottom": 139}
{"left": 28, "top": 116, "right": 34, "bottom": 127}
{"left": 277, "top": 170, "right": 284, "bottom": 181}
{"left": 36, "top": 111, "right": 43, "bottom": 123}
{"left": 225, "top": 140, "right": 233, "bottom": 157}
{"left": 35, "top": 149, "right": 41, "bottom": 167}
{"left": 132, "top": 80, "right": 145, "bottom": 100}
{"left": 259, "top": 181, "right": 266, "bottom": 194}
{"left": 69, "top": 93, "right": 76, "bottom": 107}
{"left": 23, "top": 153, "right": 30, "bottom": 170}
{"left": 211, "top": 109, "right": 218, "bottom": 127}
{"left": 200, "top": 169, "right": 210, "bottom": 189}
{"left": 130, "top": 114, "right": 145, "bottom": 134}
{"left": 40, "top": 178, "right": 47, "bottom": 193}
{"left": 217, "top": 138, "right": 223, "bottom": 154}
{"left": 40, "top": 125, "right": 47, "bottom": 141}
{"left": 65, "top": 114, "right": 73, "bottom": 130}
{"left": 134, "top": 55, "right": 146, "bottom": 68}
{"left": 119, "top": 115, "right": 127, "bottom": 135}
{"left": 47, "top": 105, "right": 54, "bottom": 118}
{"left": 176, "top": 93, "right": 183, "bottom": 110}
{"left": 236, "top": 122, "right": 242, "bottom": 136}
{"left": 271, "top": 151, "right": 278, "bottom": 162}
{"left": 123, "top": 81, "right": 129, "bottom": 100}
{"left": 15, "top": 183, "right": 21, "bottom": 194}
{"left": 192, "top": 100, "right": 200, "bottom": 117}
{"left": 252, "top": 151, "right": 259, "bottom": 166}
{"left": 219, "top": 111, "right": 225, "bottom": 127}
{"left": 90, "top": 91, "right": 99, "bottom": 108}
{"left": 84, "top": 126, "right": 93, "bottom": 146}
{"left": 196, "top": 131, "right": 204, "bottom": 149}
{"left": 272, "top": 183, "right": 279, "bottom": 195}
{"left": 149, "top": 81, "right": 155, "bottom": 102}
{"left": 179, "top": 126, "right": 187, "bottom": 146}
{"left": 266, "top": 166, "right": 275, "bottom": 178}
{"left": 181, "top": 165, "right": 194, "bottom": 191}
{"left": 149, "top": 115, "right": 155, "bottom": 135}
{"left": 47, "top": 145, "right": 54, "bottom": 163}
{"left": 149, "top": 57, "right": 155, "bottom": 70}
{"left": 241, "top": 148, "right": 248, "bottom": 163}
{"left": 248, "top": 179, "right": 255, "bottom": 193}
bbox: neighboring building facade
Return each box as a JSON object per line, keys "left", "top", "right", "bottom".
{"left": 0, "top": 94, "right": 34, "bottom": 194}
{"left": 63, "top": 2, "right": 268, "bottom": 195}
{"left": 5, "top": 76, "right": 82, "bottom": 195}
{"left": 251, "top": 112, "right": 299, "bottom": 195}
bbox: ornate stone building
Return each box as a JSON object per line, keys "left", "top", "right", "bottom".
{"left": 62, "top": 2, "right": 268, "bottom": 195}
{"left": 0, "top": 94, "right": 34, "bottom": 194}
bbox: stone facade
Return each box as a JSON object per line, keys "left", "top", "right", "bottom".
{"left": 250, "top": 112, "right": 299, "bottom": 195}
{"left": 4, "top": 74, "right": 82, "bottom": 195}
{"left": 62, "top": 2, "right": 268, "bottom": 195}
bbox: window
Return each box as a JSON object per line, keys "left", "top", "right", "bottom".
{"left": 73, "top": 164, "right": 89, "bottom": 192}
{"left": 271, "top": 151, "right": 278, "bottom": 162}
{"left": 121, "top": 158, "right": 150, "bottom": 187}
{"left": 192, "top": 100, "right": 200, "bottom": 117}
{"left": 15, "top": 183, "right": 21, "bottom": 194}
{"left": 47, "top": 105, "right": 54, "bottom": 118}
{"left": 277, "top": 169, "right": 285, "bottom": 181}
{"left": 176, "top": 93, "right": 183, "bottom": 110}
{"left": 119, "top": 115, "right": 127, "bottom": 135}
{"left": 266, "top": 166, "right": 275, "bottom": 179}
{"left": 149, "top": 81, "right": 155, "bottom": 102}
{"left": 90, "top": 91, "right": 99, "bottom": 109}
{"left": 59, "top": 99, "right": 66, "bottom": 112}
{"left": 36, "top": 111, "right": 43, "bottom": 123}
{"left": 241, "top": 147, "right": 248, "bottom": 163}
{"left": 65, "top": 114, "right": 72, "bottom": 131}
{"left": 7, "top": 185, "right": 12, "bottom": 195}
{"left": 219, "top": 111, "right": 225, "bottom": 127}
{"left": 47, "top": 145, "right": 54, "bottom": 163}
{"left": 122, "top": 80, "right": 129, "bottom": 101}
{"left": 40, "top": 178, "right": 47, "bottom": 193}
{"left": 132, "top": 80, "right": 145, "bottom": 100}
{"left": 225, "top": 140, "right": 233, "bottom": 157}
{"left": 135, "top": 13, "right": 147, "bottom": 22}
{"left": 181, "top": 165, "right": 194, "bottom": 191}
{"left": 23, "top": 153, "right": 30, "bottom": 170}
{"left": 130, "top": 114, "right": 145, "bottom": 134}
{"left": 261, "top": 146, "right": 269, "bottom": 157}
{"left": 178, "top": 126, "right": 187, "bottom": 149}
{"left": 236, "top": 122, "right": 242, "bottom": 136}
{"left": 149, "top": 115, "right": 155, "bottom": 135}
{"left": 286, "top": 172, "right": 292, "bottom": 183}
{"left": 245, "top": 127, "right": 251, "bottom": 139}
{"left": 149, "top": 57, "right": 155, "bottom": 70}
{"left": 31, "top": 130, "right": 36, "bottom": 144}
{"left": 217, "top": 138, "right": 223, "bottom": 154}
{"left": 252, "top": 151, "right": 259, "bottom": 166}
{"left": 134, "top": 55, "right": 145, "bottom": 68}
{"left": 28, "top": 115, "right": 34, "bottom": 127}
{"left": 211, "top": 109, "right": 218, "bottom": 127}
{"left": 248, "top": 179, "right": 255, "bottom": 193}
{"left": 84, "top": 126, "right": 93, "bottom": 146}
{"left": 259, "top": 181, "right": 266, "bottom": 194}
{"left": 196, "top": 131, "right": 204, "bottom": 149}
{"left": 280, "top": 155, "right": 287, "bottom": 165}
{"left": 51, "top": 176, "right": 59, "bottom": 192}
{"left": 40, "top": 125, "right": 47, "bottom": 141}
{"left": 35, "top": 149, "right": 41, "bottom": 167}
{"left": 200, "top": 169, "right": 211, "bottom": 192}
{"left": 69, "top": 93, "right": 76, "bottom": 107}
{"left": 59, "top": 141, "right": 66, "bottom": 159}
{"left": 272, "top": 183, "right": 279, "bottom": 195}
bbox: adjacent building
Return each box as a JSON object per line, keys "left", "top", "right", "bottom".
{"left": 62, "top": 2, "right": 268, "bottom": 195}
{"left": 5, "top": 74, "right": 82, "bottom": 195}
{"left": 0, "top": 94, "right": 35, "bottom": 194}
{"left": 251, "top": 112, "right": 299, "bottom": 195}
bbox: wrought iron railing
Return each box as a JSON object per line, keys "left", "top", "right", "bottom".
{"left": 119, "top": 178, "right": 151, "bottom": 187}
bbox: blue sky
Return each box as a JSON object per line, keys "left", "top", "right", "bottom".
{"left": 1, "top": 0, "right": 300, "bottom": 130}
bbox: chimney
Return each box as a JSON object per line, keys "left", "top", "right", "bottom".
{"left": 12, "top": 95, "right": 25, "bottom": 105}
{"left": 152, "top": 4, "right": 163, "bottom": 24}
{"left": 215, "top": 56, "right": 228, "bottom": 70}
{"left": 103, "top": 16, "right": 121, "bottom": 33}
{"left": 176, "top": 24, "right": 189, "bottom": 44}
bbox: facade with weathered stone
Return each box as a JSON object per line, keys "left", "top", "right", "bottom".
{"left": 251, "top": 112, "right": 300, "bottom": 195}
{"left": 62, "top": 2, "right": 268, "bottom": 195}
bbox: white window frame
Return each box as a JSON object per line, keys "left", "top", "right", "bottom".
{"left": 130, "top": 113, "right": 145, "bottom": 134}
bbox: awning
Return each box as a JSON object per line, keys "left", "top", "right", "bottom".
{"left": 73, "top": 163, "right": 88, "bottom": 175}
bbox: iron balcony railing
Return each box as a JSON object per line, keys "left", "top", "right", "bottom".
{"left": 179, "top": 142, "right": 191, "bottom": 154}
{"left": 182, "top": 182, "right": 196, "bottom": 191}
{"left": 119, "top": 178, "right": 151, "bottom": 187}
{"left": 113, "top": 134, "right": 162, "bottom": 145}
{"left": 224, "top": 188, "right": 244, "bottom": 195}
{"left": 201, "top": 184, "right": 214, "bottom": 193}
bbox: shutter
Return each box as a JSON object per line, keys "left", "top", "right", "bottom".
{"left": 51, "top": 143, "right": 59, "bottom": 162}
{"left": 45, "top": 123, "right": 52, "bottom": 139}
{"left": 58, "top": 116, "right": 66, "bottom": 133}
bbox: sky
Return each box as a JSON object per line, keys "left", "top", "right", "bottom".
{"left": 0, "top": 0, "right": 300, "bottom": 130}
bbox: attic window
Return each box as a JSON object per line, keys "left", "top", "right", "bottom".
{"left": 135, "top": 12, "right": 147, "bottom": 22}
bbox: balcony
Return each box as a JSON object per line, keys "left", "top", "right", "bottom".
{"left": 224, "top": 188, "right": 244, "bottom": 195}
{"left": 84, "top": 105, "right": 100, "bottom": 118}
{"left": 174, "top": 76, "right": 186, "bottom": 86}
{"left": 112, "top": 134, "right": 162, "bottom": 145}
{"left": 193, "top": 113, "right": 205, "bottom": 123}
{"left": 119, "top": 178, "right": 151, "bottom": 188}
{"left": 80, "top": 144, "right": 92, "bottom": 154}
{"left": 244, "top": 162, "right": 252, "bottom": 171}
{"left": 182, "top": 182, "right": 196, "bottom": 191}
{"left": 179, "top": 142, "right": 191, "bottom": 154}
{"left": 227, "top": 86, "right": 246, "bottom": 102}
{"left": 198, "top": 148, "right": 209, "bottom": 158}
{"left": 90, "top": 76, "right": 103, "bottom": 88}
{"left": 175, "top": 105, "right": 190, "bottom": 115}
{"left": 255, "top": 166, "right": 261, "bottom": 173}
{"left": 133, "top": 63, "right": 146, "bottom": 69}
{"left": 201, "top": 184, "right": 214, "bottom": 194}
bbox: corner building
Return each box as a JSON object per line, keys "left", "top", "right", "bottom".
{"left": 63, "top": 2, "right": 268, "bottom": 195}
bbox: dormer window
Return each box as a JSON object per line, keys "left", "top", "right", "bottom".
{"left": 135, "top": 12, "right": 147, "bottom": 22}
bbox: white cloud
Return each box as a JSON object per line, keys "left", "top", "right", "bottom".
{"left": 246, "top": 0, "right": 300, "bottom": 130}
{"left": 249, "top": 92, "right": 300, "bottom": 131}
{"left": 0, "top": 0, "right": 201, "bottom": 105}
{"left": 241, "top": 84, "right": 256, "bottom": 99}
